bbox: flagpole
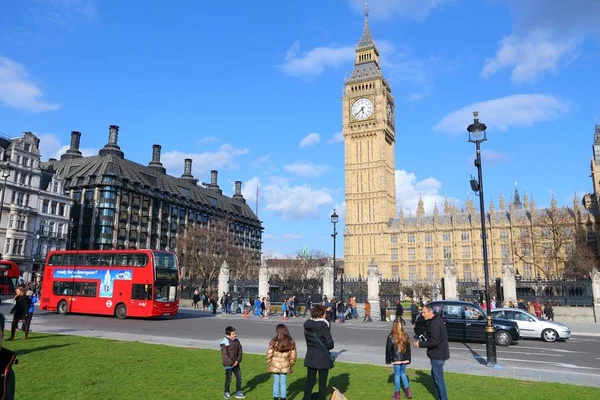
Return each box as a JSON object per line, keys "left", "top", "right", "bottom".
{"left": 255, "top": 183, "right": 259, "bottom": 217}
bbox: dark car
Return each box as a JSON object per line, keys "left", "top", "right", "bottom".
{"left": 414, "top": 300, "right": 520, "bottom": 346}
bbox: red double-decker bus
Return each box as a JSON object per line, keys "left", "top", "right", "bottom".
{"left": 39, "top": 250, "right": 179, "bottom": 319}
{"left": 0, "top": 260, "right": 20, "bottom": 295}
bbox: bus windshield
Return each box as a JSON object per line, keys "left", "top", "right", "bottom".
{"left": 153, "top": 252, "right": 178, "bottom": 302}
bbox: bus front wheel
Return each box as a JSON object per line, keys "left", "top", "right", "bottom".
{"left": 115, "top": 304, "right": 127, "bottom": 319}
{"left": 57, "top": 300, "right": 68, "bottom": 315}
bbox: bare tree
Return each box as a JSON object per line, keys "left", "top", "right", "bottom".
{"left": 267, "top": 249, "right": 329, "bottom": 281}
{"left": 513, "top": 207, "right": 578, "bottom": 279}
{"left": 564, "top": 226, "right": 599, "bottom": 279}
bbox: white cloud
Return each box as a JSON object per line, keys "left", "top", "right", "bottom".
{"left": 395, "top": 170, "right": 460, "bottom": 216}
{"left": 196, "top": 136, "right": 219, "bottom": 144}
{"left": 264, "top": 184, "right": 333, "bottom": 220}
{"left": 482, "top": 33, "right": 579, "bottom": 83}
{"left": 482, "top": 1, "right": 600, "bottom": 83}
{"left": 37, "top": 133, "right": 97, "bottom": 161}
{"left": 251, "top": 155, "right": 272, "bottom": 168}
{"left": 300, "top": 132, "right": 320, "bottom": 147}
{"left": 283, "top": 233, "right": 303, "bottom": 240}
{"left": 161, "top": 143, "right": 249, "bottom": 177}
{"left": 333, "top": 201, "right": 346, "bottom": 220}
{"left": 433, "top": 94, "right": 569, "bottom": 134}
{"left": 327, "top": 132, "right": 344, "bottom": 144}
{"left": 241, "top": 176, "right": 261, "bottom": 207}
{"left": 278, "top": 41, "right": 354, "bottom": 79}
{"left": 44, "top": 0, "right": 99, "bottom": 24}
{"left": 283, "top": 163, "right": 329, "bottom": 178}
{"left": 348, "top": 0, "right": 455, "bottom": 21}
{"left": 0, "top": 57, "right": 61, "bottom": 112}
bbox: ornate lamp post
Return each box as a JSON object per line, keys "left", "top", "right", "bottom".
{"left": 467, "top": 111, "right": 497, "bottom": 367}
{"left": 331, "top": 209, "right": 342, "bottom": 304}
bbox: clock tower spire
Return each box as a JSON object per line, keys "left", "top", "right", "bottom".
{"left": 343, "top": 5, "right": 397, "bottom": 278}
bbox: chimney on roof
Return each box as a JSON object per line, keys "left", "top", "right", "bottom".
{"left": 148, "top": 144, "right": 166, "bottom": 174}
{"left": 233, "top": 180, "right": 245, "bottom": 203}
{"left": 61, "top": 131, "right": 83, "bottom": 160}
{"left": 99, "top": 124, "right": 124, "bottom": 158}
{"left": 180, "top": 158, "right": 197, "bottom": 184}
{"left": 207, "top": 170, "right": 222, "bottom": 194}
{"left": 48, "top": 158, "right": 57, "bottom": 162}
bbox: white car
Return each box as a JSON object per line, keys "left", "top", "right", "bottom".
{"left": 491, "top": 308, "right": 571, "bottom": 342}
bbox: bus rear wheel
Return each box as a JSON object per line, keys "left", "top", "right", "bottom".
{"left": 115, "top": 304, "right": 127, "bottom": 319}
{"left": 57, "top": 300, "right": 68, "bottom": 315}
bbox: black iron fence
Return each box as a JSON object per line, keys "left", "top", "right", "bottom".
{"left": 267, "top": 278, "right": 322, "bottom": 303}
{"left": 335, "top": 277, "right": 368, "bottom": 302}
{"left": 457, "top": 278, "right": 483, "bottom": 303}
{"left": 516, "top": 278, "right": 594, "bottom": 306}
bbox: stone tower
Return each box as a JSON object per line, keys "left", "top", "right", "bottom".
{"left": 343, "top": 4, "right": 396, "bottom": 277}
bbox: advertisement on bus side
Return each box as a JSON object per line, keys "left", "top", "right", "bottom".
{"left": 52, "top": 269, "right": 132, "bottom": 298}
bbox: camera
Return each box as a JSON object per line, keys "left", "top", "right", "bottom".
{"left": 418, "top": 334, "right": 427, "bottom": 342}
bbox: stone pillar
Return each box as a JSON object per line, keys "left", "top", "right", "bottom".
{"left": 218, "top": 260, "right": 230, "bottom": 297}
{"left": 590, "top": 268, "right": 600, "bottom": 305}
{"left": 258, "top": 259, "right": 270, "bottom": 299}
{"left": 502, "top": 262, "right": 517, "bottom": 303}
{"left": 443, "top": 259, "right": 458, "bottom": 300}
{"left": 367, "top": 259, "right": 380, "bottom": 304}
{"left": 322, "top": 259, "right": 334, "bottom": 300}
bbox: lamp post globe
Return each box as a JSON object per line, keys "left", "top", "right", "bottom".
{"left": 467, "top": 111, "right": 497, "bottom": 367}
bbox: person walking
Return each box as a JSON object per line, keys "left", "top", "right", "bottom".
{"left": 395, "top": 300, "right": 405, "bottom": 325}
{"left": 303, "top": 305, "right": 334, "bottom": 400}
{"left": 544, "top": 302, "right": 554, "bottom": 321}
{"left": 267, "top": 324, "right": 297, "bottom": 400}
{"left": 363, "top": 300, "right": 372, "bottom": 323}
{"left": 386, "top": 319, "right": 412, "bottom": 399}
{"left": 410, "top": 301, "right": 419, "bottom": 325}
{"left": 192, "top": 289, "right": 200, "bottom": 309}
{"left": 379, "top": 298, "right": 387, "bottom": 322}
{"left": 413, "top": 304, "right": 449, "bottom": 400}
{"left": 7, "top": 287, "right": 31, "bottom": 341}
{"left": 303, "top": 295, "right": 312, "bottom": 319}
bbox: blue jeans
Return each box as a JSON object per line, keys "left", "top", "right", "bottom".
{"left": 393, "top": 364, "right": 409, "bottom": 392}
{"left": 273, "top": 373, "right": 287, "bottom": 398}
{"left": 430, "top": 359, "right": 447, "bottom": 400}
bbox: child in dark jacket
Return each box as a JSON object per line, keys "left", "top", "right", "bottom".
{"left": 220, "top": 326, "right": 246, "bottom": 399}
{"left": 385, "top": 319, "right": 412, "bottom": 399}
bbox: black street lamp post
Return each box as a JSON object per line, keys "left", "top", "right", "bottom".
{"left": 467, "top": 111, "right": 497, "bottom": 367}
{"left": 331, "top": 209, "right": 342, "bottom": 305}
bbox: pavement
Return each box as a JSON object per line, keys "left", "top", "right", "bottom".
{"left": 10, "top": 305, "right": 600, "bottom": 389}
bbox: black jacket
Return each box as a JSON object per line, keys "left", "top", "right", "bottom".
{"left": 303, "top": 319, "right": 334, "bottom": 370}
{"left": 396, "top": 303, "right": 404, "bottom": 317}
{"left": 10, "top": 295, "right": 31, "bottom": 320}
{"left": 220, "top": 337, "right": 243, "bottom": 367}
{"left": 0, "top": 346, "right": 17, "bottom": 400}
{"left": 418, "top": 314, "right": 450, "bottom": 361}
{"left": 385, "top": 334, "right": 411, "bottom": 364}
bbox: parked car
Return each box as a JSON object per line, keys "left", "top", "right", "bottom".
{"left": 414, "top": 300, "right": 520, "bottom": 346}
{"left": 490, "top": 308, "right": 571, "bottom": 342}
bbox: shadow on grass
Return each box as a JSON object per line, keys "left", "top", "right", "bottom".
{"left": 413, "top": 370, "right": 438, "bottom": 399}
{"left": 462, "top": 343, "right": 486, "bottom": 365}
{"left": 329, "top": 372, "right": 350, "bottom": 393}
{"left": 287, "top": 375, "right": 306, "bottom": 400}
{"left": 243, "top": 372, "right": 271, "bottom": 393}
{"left": 15, "top": 343, "right": 72, "bottom": 356}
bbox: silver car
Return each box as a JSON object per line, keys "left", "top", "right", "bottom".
{"left": 491, "top": 308, "right": 571, "bottom": 342}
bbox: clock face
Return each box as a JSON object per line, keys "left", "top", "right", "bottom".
{"left": 387, "top": 103, "right": 393, "bottom": 120}
{"left": 351, "top": 98, "right": 374, "bottom": 120}
{"left": 596, "top": 134, "right": 600, "bottom": 142}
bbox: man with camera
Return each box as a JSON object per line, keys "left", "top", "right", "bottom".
{"left": 413, "top": 304, "right": 449, "bottom": 400}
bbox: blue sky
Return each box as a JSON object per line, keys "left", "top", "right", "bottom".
{"left": 1, "top": 0, "right": 599, "bottom": 258}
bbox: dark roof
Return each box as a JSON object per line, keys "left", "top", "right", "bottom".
{"left": 40, "top": 154, "right": 261, "bottom": 226}
{"left": 346, "top": 61, "right": 382, "bottom": 83}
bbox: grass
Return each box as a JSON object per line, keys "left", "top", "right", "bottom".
{"left": 5, "top": 332, "right": 600, "bottom": 400}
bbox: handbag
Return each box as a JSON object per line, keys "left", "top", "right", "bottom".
{"left": 312, "top": 332, "right": 336, "bottom": 368}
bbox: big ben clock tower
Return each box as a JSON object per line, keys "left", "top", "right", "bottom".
{"left": 343, "top": 4, "right": 397, "bottom": 278}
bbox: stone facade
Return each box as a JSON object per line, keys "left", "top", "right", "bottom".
{"left": 343, "top": 9, "right": 596, "bottom": 281}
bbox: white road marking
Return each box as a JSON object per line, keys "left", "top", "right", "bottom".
{"left": 473, "top": 356, "right": 600, "bottom": 370}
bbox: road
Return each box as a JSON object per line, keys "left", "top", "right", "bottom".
{"left": 7, "top": 305, "right": 600, "bottom": 387}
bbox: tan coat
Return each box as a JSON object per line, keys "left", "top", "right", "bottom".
{"left": 266, "top": 344, "right": 297, "bottom": 374}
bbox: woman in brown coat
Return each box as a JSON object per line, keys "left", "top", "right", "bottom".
{"left": 363, "top": 300, "right": 372, "bottom": 322}
{"left": 267, "top": 324, "right": 297, "bottom": 400}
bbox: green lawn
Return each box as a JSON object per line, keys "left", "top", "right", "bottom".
{"left": 5, "top": 332, "right": 600, "bottom": 399}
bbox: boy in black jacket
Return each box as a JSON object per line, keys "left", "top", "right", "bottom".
{"left": 220, "top": 326, "right": 245, "bottom": 399}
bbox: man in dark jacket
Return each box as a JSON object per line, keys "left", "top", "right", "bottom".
{"left": 379, "top": 298, "right": 387, "bottom": 321}
{"left": 395, "top": 301, "right": 405, "bottom": 325}
{"left": 413, "top": 304, "right": 449, "bottom": 400}
{"left": 303, "top": 304, "right": 334, "bottom": 400}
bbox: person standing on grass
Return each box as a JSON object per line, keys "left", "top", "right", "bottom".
{"left": 220, "top": 326, "right": 246, "bottom": 399}
{"left": 0, "top": 315, "right": 17, "bottom": 400}
{"left": 386, "top": 319, "right": 412, "bottom": 399}
{"left": 267, "top": 324, "right": 297, "bottom": 400}
{"left": 7, "top": 287, "right": 30, "bottom": 341}
{"left": 413, "top": 304, "right": 449, "bottom": 400}
{"left": 23, "top": 290, "right": 37, "bottom": 335}
{"left": 303, "top": 304, "right": 334, "bottom": 400}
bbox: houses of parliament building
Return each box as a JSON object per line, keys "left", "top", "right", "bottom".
{"left": 342, "top": 6, "right": 599, "bottom": 281}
